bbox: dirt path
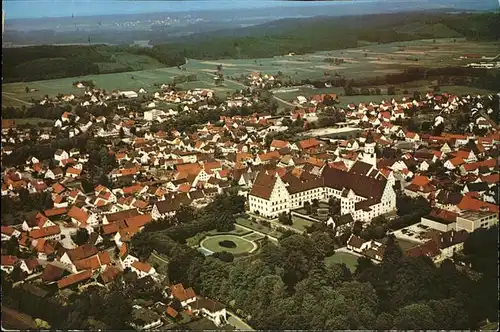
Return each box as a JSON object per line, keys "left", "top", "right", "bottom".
{"left": 2, "top": 93, "right": 33, "bottom": 106}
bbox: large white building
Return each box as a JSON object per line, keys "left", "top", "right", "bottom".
{"left": 248, "top": 161, "right": 396, "bottom": 222}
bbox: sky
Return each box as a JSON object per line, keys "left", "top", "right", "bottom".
{"left": 3, "top": 0, "right": 498, "bottom": 20}
{"left": 4, "top": 0, "right": 308, "bottom": 19}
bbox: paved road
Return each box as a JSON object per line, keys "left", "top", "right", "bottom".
{"left": 227, "top": 311, "right": 254, "bottom": 331}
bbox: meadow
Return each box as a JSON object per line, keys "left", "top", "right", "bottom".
{"left": 3, "top": 38, "right": 498, "bottom": 108}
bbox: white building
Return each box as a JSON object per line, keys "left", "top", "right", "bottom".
{"left": 248, "top": 165, "right": 396, "bottom": 222}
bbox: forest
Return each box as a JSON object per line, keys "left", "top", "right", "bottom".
{"left": 3, "top": 12, "right": 499, "bottom": 83}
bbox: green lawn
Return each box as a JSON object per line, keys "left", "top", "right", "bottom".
{"left": 242, "top": 232, "right": 266, "bottom": 242}
{"left": 185, "top": 226, "right": 250, "bottom": 247}
{"left": 200, "top": 234, "right": 257, "bottom": 255}
{"left": 325, "top": 252, "right": 360, "bottom": 272}
{"left": 290, "top": 216, "right": 313, "bottom": 232}
{"left": 236, "top": 217, "right": 282, "bottom": 239}
{"left": 147, "top": 252, "right": 170, "bottom": 276}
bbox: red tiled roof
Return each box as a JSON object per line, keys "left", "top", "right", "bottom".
{"left": 171, "top": 283, "right": 196, "bottom": 302}
{"left": 43, "top": 207, "right": 68, "bottom": 217}
{"left": 457, "top": 196, "right": 499, "bottom": 213}
{"left": 57, "top": 270, "right": 92, "bottom": 289}
{"left": 1, "top": 255, "right": 19, "bottom": 266}
{"left": 41, "top": 264, "right": 65, "bottom": 283}
{"left": 100, "top": 266, "right": 121, "bottom": 284}
{"left": 73, "top": 255, "right": 101, "bottom": 271}
{"left": 166, "top": 306, "right": 179, "bottom": 318}
{"left": 28, "top": 226, "right": 61, "bottom": 239}
{"left": 131, "top": 261, "right": 153, "bottom": 273}
{"left": 67, "top": 206, "right": 89, "bottom": 224}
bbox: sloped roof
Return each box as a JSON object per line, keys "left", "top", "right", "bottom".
{"left": 57, "top": 270, "right": 92, "bottom": 289}
{"left": 249, "top": 172, "right": 277, "bottom": 199}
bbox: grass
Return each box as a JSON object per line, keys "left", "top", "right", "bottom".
{"left": 236, "top": 217, "right": 283, "bottom": 239}
{"left": 242, "top": 232, "right": 266, "bottom": 242}
{"left": 290, "top": 216, "right": 313, "bottom": 232}
{"left": 325, "top": 252, "right": 360, "bottom": 272}
{"left": 146, "top": 252, "right": 170, "bottom": 276}
{"left": 185, "top": 226, "right": 250, "bottom": 247}
{"left": 3, "top": 39, "right": 498, "bottom": 108}
{"left": 200, "top": 234, "right": 256, "bottom": 255}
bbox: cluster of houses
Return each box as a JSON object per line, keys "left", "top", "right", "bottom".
{"left": 1, "top": 82, "right": 499, "bottom": 329}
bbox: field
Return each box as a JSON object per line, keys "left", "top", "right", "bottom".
{"left": 325, "top": 252, "right": 360, "bottom": 272}
{"left": 3, "top": 38, "right": 498, "bottom": 108}
{"left": 200, "top": 234, "right": 258, "bottom": 255}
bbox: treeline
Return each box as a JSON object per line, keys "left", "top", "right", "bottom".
{"left": 2, "top": 45, "right": 109, "bottom": 83}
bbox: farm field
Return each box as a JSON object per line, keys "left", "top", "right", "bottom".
{"left": 325, "top": 252, "right": 360, "bottom": 272}
{"left": 3, "top": 38, "right": 498, "bottom": 108}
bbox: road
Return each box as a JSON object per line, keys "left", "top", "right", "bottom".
{"left": 227, "top": 311, "right": 254, "bottom": 331}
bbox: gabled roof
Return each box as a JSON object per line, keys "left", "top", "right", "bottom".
{"left": 171, "top": 283, "right": 196, "bottom": 302}
{"left": 67, "top": 206, "right": 89, "bottom": 224}
{"left": 28, "top": 225, "right": 61, "bottom": 239}
{"left": 249, "top": 172, "right": 277, "bottom": 200}
{"left": 57, "top": 270, "right": 92, "bottom": 289}
{"left": 65, "top": 243, "right": 99, "bottom": 263}
{"left": 41, "top": 264, "right": 66, "bottom": 283}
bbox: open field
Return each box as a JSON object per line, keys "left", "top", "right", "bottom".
{"left": 3, "top": 38, "right": 498, "bottom": 108}
{"left": 200, "top": 234, "right": 257, "bottom": 255}
{"left": 325, "top": 252, "right": 359, "bottom": 272}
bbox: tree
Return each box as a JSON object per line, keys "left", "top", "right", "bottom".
{"left": 25, "top": 86, "right": 29, "bottom": 94}
{"left": 303, "top": 201, "right": 312, "bottom": 214}
{"left": 119, "top": 127, "right": 125, "bottom": 139}
{"left": 387, "top": 86, "right": 396, "bottom": 95}
{"left": 279, "top": 212, "right": 292, "bottom": 225}
{"left": 213, "top": 251, "right": 234, "bottom": 263}
{"left": 73, "top": 228, "right": 89, "bottom": 246}
{"left": 394, "top": 303, "right": 436, "bottom": 330}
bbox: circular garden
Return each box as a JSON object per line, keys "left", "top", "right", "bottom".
{"left": 200, "top": 234, "right": 257, "bottom": 255}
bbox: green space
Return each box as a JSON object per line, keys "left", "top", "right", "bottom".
{"left": 146, "top": 252, "right": 170, "bottom": 276}
{"left": 290, "top": 216, "right": 314, "bottom": 233}
{"left": 200, "top": 234, "right": 257, "bottom": 255}
{"left": 186, "top": 225, "right": 251, "bottom": 247}
{"left": 3, "top": 37, "right": 498, "bottom": 108}
{"left": 325, "top": 252, "right": 360, "bottom": 272}
{"left": 242, "top": 232, "right": 266, "bottom": 242}
{"left": 236, "top": 217, "right": 283, "bottom": 239}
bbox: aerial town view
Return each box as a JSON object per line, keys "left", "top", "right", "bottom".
{"left": 1, "top": 0, "right": 499, "bottom": 330}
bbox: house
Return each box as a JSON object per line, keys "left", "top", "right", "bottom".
{"left": 1, "top": 226, "right": 21, "bottom": 241}
{"left": 169, "top": 283, "right": 197, "bottom": 307}
{"left": 189, "top": 297, "right": 228, "bottom": 327}
{"left": 119, "top": 243, "right": 139, "bottom": 269}
{"left": 67, "top": 205, "right": 98, "bottom": 228}
{"left": 41, "top": 264, "right": 66, "bottom": 284}
{"left": 57, "top": 270, "right": 93, "bottom": 289}
{"left": 130, "top": 261, "right": 157, "bottom": 279}
{"left": 28, "top": 225, "right": 62, "bottom": 241}
{"left": 54, "top": 149, "right": 69, "bottom": 162}
{"left": 1, "top": 255, "right": 19, "bottom": 274}
{"left": 60, "top": 244, "right": 99, "bottom": 270}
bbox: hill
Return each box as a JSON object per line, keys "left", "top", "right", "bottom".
{"left": 3, "top": 11, "right": 499, "bottom": 83}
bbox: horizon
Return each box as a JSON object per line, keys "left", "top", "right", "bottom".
{"left": 3, "top": 0, "right": 499, "bottom": 20}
